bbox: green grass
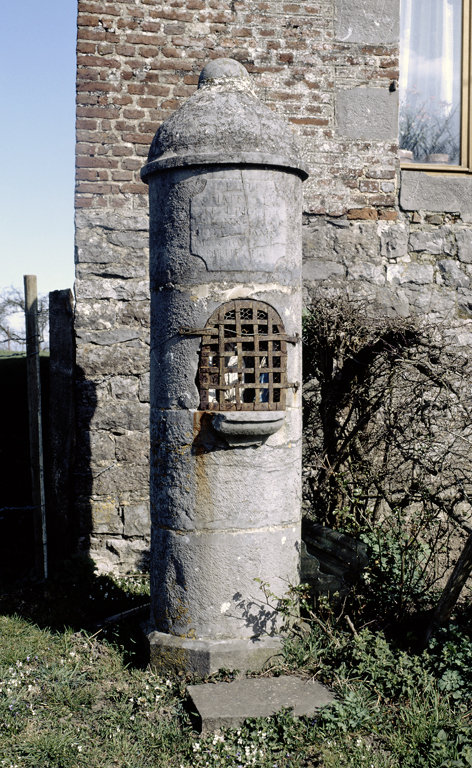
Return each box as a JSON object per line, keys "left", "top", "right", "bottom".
{"left": 1, "top": 562, "right": 472, "bottom": 768}
{"left": 0, "top": 615, "right": 192, "bottom": 768}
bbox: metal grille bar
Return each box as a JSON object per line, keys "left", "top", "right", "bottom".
{"left": 196, "top": 300, "right": 293, "bottom": 411}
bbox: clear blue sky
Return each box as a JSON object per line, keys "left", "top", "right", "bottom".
{"left": 0, "top": 0, "right": 77, "bottom": 297}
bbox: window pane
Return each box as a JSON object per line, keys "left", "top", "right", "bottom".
{"left": 399, "top": 0, "right": 462, "bottom": 165}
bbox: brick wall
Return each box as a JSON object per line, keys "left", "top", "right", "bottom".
{"left": 76, "top": 0, "right": 399, "bottom": 216}
{"left": 75, "top": 0, "right": 472, "bottom": 573}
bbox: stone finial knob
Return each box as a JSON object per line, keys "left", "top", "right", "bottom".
{"left": 198, "top": 58, "right": 251, "bottom": 89}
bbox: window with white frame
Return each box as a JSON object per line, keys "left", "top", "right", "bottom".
{"left": 400, "top": 0, "right": 472, "bottom": 172}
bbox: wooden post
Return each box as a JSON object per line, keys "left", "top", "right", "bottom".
{"left": 24, "top": 275, "right": 48, "bottom": 579}
{"left": 48, "top": 289, "right": 76, "bottom": 559}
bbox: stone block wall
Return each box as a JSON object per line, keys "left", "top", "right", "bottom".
{"left": 75, "top": 0, "right": 472, "bottom": 573}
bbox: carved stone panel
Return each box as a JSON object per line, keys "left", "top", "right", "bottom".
{"left": 190, "top": 177, "right": 286, "bottom": 271}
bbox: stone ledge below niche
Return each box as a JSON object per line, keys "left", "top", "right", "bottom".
{"left": 212, "top": 411, "right": 285, "bottom": 447}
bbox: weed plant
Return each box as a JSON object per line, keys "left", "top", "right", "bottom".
{"left": 3, "top": 293, "right": 472, "bottom": 765}
{"left": 2, "top": 561, "right": 472, "bottom": 767}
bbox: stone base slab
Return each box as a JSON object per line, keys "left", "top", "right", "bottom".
{"left": 146, "top": 628, "right": 283, "bottom": 676}
{"left": 188, "top": 676, "right": 335, "bottom": 733}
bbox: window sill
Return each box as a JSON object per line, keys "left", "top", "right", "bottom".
{"left": 401, "top": 163, "right": 472, "bottom": 176}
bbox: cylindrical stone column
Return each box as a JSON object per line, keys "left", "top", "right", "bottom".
{"left": 141, "top": 59, "right": 308, "bottom": 675}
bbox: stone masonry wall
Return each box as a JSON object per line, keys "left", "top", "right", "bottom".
{"left": 75, "top": 0, "right": 472, "bottom": 573}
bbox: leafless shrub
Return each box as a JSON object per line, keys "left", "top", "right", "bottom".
{"left": 302, "top": 292, "right": 472, "bottom": 623}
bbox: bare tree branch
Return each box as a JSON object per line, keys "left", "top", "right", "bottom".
{"left": 0, "top": 285, "right": 49, "bottom": 351}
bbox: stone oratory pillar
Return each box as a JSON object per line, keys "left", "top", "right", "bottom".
{"left": 141, "top": 58, "right": 308, "bottom": 674}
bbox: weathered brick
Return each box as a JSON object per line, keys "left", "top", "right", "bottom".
{"left": 77, "top": 82, "right": 120, "bottom": 93}
{"left": 76, "top": 182, "right": 113, "bottom": 193}
{"left": 122, "top": 133, "right": 157, "bottom": 144}
{"left": 370, "top": 195, "right": 395, "bottom": 207}
{"left": 152, "top": 8, "right": 193, "bottom": 21}
{"left": 379, "top": 58, "right": 399, "bottom": 69}
{"left": 127, "top": 32, "right": 164, "bottom": 45}
{"left": 366, "top": 169, "right": 396, "bottom": 180}
{"left": 117, "top": 18, "right": 139, "bottom": 29}
{"left": 150, "top": 58, "right": 193, "bottom": 70}
{"left": 142, "top": 21, "right": 162, "bottom": 32}
{"left": 116, "top": 44, "right": 136, "bottom": 56}
{"left": 95, "top": 41, "right": 114, "bottom": 54}
{"left": 378, "top": 210, "right": 398, "bottom": 221}
{"left": 359, "top": 180, "right": 379, "bottom": 193}
{"left": 112, "top": 170, "right": 134, "bottom": 181}
{"left": 77, "top": 29, "right": 107, "bottom": 41}
{"left": 75, "top": 196, "right": 93, "bottom": 208}
{"left": 77, "top": 42, "right": 96, "bottom": 54}
{"left": 77, "top": 55, "right": 121, "bottom": 68}
{"left": 122, "top": 159, "right": 143, "bottom": 170}
{"left": 76, "top": 67, "right": 100, "bottom": 81}
{"left": 77, "top": 106, "right": 120, "bottom": 118}
{"left": 290, "top": 117, "right": 329, "bottom": 125}
{"left": 135, "top": 96, "right": 155, "bottom": 108}
{"left": 123, "top": 108, "right": 145, "bottom": 119}
{"left": 347, "top": 207, "right": 378, "bottom": 220}
{"left": 120, "top": 182, "right": 148, "bottom": 194}
{"left": 362, "top": 45, "right": 398, "bottom": 56}
{"left": 76, "top": 156, "right": 119, "bottom": 169}
{"left": 161, "top": 46, "right": 185, "bottom": 58}
{"left": 110, "top": 95, "right": 134, "bottom": 106}
{"left": 77, "top": 13, "right": 101, "bottom": 26}
{"left": 76, "top": 169, "right": 100, "bottom": 181}
{"left": 139, "top": 46, "right": 159, "bottom": 57}
{"left": 160, "top": 99, "right": 180, "bottom": 110}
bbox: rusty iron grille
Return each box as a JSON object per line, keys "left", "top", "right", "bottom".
{"left": 198, "top": 300, "right": 289, "bottom": 411}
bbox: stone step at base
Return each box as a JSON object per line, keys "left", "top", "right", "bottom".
{"left": 187, "top": 675, "right": 335, "bottom": 733}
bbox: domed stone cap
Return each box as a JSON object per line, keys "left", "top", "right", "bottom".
{"left": 141, "top": 59, "right": 308, "bottom": 182}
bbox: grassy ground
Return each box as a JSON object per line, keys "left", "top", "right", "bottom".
{"left": 1, "top": 558, "right": 472, "bottom": 767}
